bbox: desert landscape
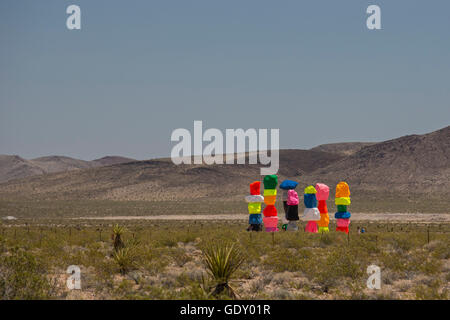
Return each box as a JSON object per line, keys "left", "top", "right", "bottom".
{"left": 0, "top": 126, "right": 449, "bottom": 300}
{"left": 1, "top": 126, "right": 449, "bottom": 216}
{"left": 1, "top": 219, "right": 449, "bottom": 300}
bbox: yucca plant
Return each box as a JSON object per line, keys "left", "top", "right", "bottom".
{"left": 112, "top": 247, "right": 136, "bottom": 274}
{"left": 112, "top": 224, "right": 125, "bottom": 251}
{"left": 202, "top": 242, "right": 245, "bottom": 298}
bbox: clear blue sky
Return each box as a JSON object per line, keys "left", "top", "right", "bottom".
{"left": 1, "top": 0, "right": 449, "bottom": 160}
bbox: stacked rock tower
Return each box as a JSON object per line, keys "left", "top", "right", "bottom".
{"left": 262, "top": 175, "right": 279, "bottom": 232}
{"left": 303, "top": 185, "right": 321, "bottom": 233}
{"left": 315, "top": 183, "right": 330, "bottom": 233}
{"left": 334, "top": 181, "right": 351, "bottom": 234}
{"left": 280, "top": 180, "right": 299, "bottom": 231}
{"left": 245, "top": 181, "right": 264, "bottom": 231}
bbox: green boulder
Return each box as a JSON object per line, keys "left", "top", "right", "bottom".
{"left": 263, "top": 175, "right": 278, "bottom": 189}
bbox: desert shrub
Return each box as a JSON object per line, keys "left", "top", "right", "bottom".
{"left": 415, "top": 279, "right": 448, "bottom": 300}
{"left": 263, "top": 247, "right": 312, "bottom": 273}
{"left": 249, "top": 278, "right": 265, "bottom": 294}
{"left": 177, "top": 280, "right": 212, "bottom": 300}
{"left": 0, "top": 247, "right": 55, "bottom": 299}
{"left": 202, "top": 242, "right": 245, "bottom": 298}
{"left": 380, "top": 250, "right": 409, "bottom": 273}
{"left": 92, "top": 259, "right": 116, "bottom": 290}
{"left": 271, "top": 288, "right": 293, "bottom": 299}
{"left": 428, "top": 241, "right": 450, "bottom": 260}
{"left": 416, "top": 257, "right": 441, "bottom": 275}
{"left": 319, "top": 234, "right": 333, "bottom": 246}
{"left": 178, "top": 232, "right": 198, "bottom": 244}
{"left": 390, "top": 237, "right": 414, "bottom": 252}
{"left": 372, "top": 289, "right": 398, "bottom": 300}
{"left": 312, "top": 248, "right": 364, "bottom": 291}
{"left": 112, "top": 224, "right": 125, "bottom": 251}
{"left": 167, "top": 248, "right": 192, "bottom": 267}
{"left": 139, "top": 247, "right": 169, "bottom": 275}
{"left": 157, "top": 238, "right": 178, "bottom": 248}
{"left": 176, "top": 270, "right": 205, "bottom": 287}
{"left": 348, "top": 282, "right": 369, "bottom": 300}
{"left": 271, "top": 272, "right": 295, "bottom": 286}
{"left": 112, "top": 247, "right": 137, "bottom": 274}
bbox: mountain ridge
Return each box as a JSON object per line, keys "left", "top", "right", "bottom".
{"left": 0, "top": 154, "right": 136, "bottom": 183}
{"left": 0, "top": 126, "right": 448, "bottom": 201}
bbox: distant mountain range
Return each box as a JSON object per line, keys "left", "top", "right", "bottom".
{"left": 0, "top": 155, "right": 136, "bottom": 183}
{"left": 310, "top": 142, "right": 376, "bottom": 156}
{"left": 304, "top": 126, "right": 450, "bottom": 193}
{"left": 0, "top": 126, "right": 448, "bottom": 202}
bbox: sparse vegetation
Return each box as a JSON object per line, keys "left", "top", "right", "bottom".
{"left": 112, "top": 224, "right": 125, "bottom": 251}
{"left": 202, "top": 242, "right": 245, "bottom": 298}
{"left": 0, "top": 246, "right": 55, "bottom": 299}
{"left": 0, "top": 219, "right": 448, "bottom": 300}
{"left": 112, "top": 247, "right": 137, "bottom": 274}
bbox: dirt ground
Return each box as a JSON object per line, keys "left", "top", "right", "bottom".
{"left": 76, "top": 212, "right": 450, "bottom": 223}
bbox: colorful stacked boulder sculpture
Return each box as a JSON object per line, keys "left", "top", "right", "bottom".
{"left": 262, "top": 175, "right": 279, "bottom": 232}
{"left": 303, "top": 185, "right": 320, "bottom": 233}
{"left": 245, "top": 181, "right": 264, "bottom": 231}
{"left": 316, "top": 183, "right": 330, "bottom": 233}
{"left": 280, "top": 180, "right": 299, "bottom": 231}
{"left": 334, "top": 182, "right": 351, "bottom": 234}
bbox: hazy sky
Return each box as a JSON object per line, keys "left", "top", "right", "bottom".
{"left": 1, "top": 0, "right": 449, "bottom": 160}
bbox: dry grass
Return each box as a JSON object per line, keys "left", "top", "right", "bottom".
{"left": 0, "top": 218, "right": 448, "bottom": 300}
